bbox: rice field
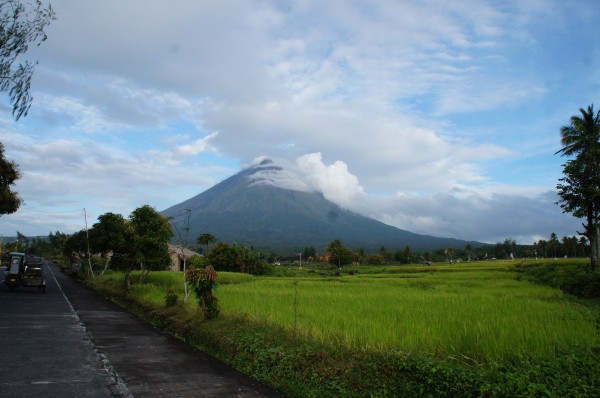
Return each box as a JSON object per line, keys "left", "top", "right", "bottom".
{"left": 126, "top": 260, "right": 599, "bottom": 364}
{"left": 215, "top": 263, "right": 598, "bottom": 363}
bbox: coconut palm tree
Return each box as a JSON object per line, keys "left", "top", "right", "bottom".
{"left": 556, "top": 105, "right": 600, "bottom": 271}
{"left": 197, "top": 233, "right": 217, "bottom": 255}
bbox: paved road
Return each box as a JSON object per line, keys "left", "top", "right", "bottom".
{"left": 0, "top": 261, "right": 282, "bottom": 397}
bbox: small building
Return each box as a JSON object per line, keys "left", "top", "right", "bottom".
{"left": 167, "top": 244, "right": 200, "bottom": 272}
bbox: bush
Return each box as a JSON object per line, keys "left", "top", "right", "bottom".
{"left": 185, "top": 266, "right": 220, "bottom": 318}
{"left": 164, "top": 287, "right": 178, "bottom": 307}
{"left": 516, "top": 261, "right": 600, "bottom": 299}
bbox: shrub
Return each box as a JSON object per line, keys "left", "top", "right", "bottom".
{"left": 517, "top": 262, "right": 600, "bottom": 299}
{"left": 185, "top": 266, "right": 220, "bottom": 318}
{"left": 164, "top": 287, "right": 178, "bottom": 307}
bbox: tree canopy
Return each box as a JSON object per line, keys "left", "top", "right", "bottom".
{"left": 326, "top": 239, "right": 354, "bottom": 268}
{"left": 1, "top": 1, "right": 55, "bottom": 220}
{"left": 197, "top": 233, "right": 217, "bottom": 254}
{"left": 556, "top": 104, "right": 600, "bottom": 271}
{"left": 1, "top": 0, "right": 55, "bottom": 119}
{"left": 0, "top": 141, "right": 21, "bottom": 216}
{"left": 76, "top": 205, "right": 172, "bottom": 288}
{"left": 129, "top": 204, "right": 173, "bottom": 279}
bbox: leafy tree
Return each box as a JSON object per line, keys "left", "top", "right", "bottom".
{"left": 395, "top": 246, "right": 412, "bottom": 264}
{"left": 0, "top": 142, "right": 21, "bottom": 216}
{"left": 197, "top": 233, "right": 216, "bottom": 255}
{"left": 465, "top": 244, "right": 473, "bottom": 262}
{"left": 355, "top": 247, "right": 366, "bottom": 264}
{"left": 326, "top": 239, "right": 354, "bottom": 268}
{"left": 266, "top": 251, "right": 279, "bottom": 264}
{"left": 379, "top": 246, "right": 392, "bottom": 263}
{"left": 537, "top": 239, "right": 547, "bottom": 258}
{"left": 48, "top": 230, "right": 67, "bottom": 252}
{"left": 1, "top": 1, "right": 54, "bottom": 224}
{"left": 232, "top": 241, "right": 267, "bottom": 274}
{"left": 556, "top": 105, "right": 600, "bottom": 271}
{"left": 63, "top": 229, "right": 88, "bottom": 261}
{"left": 207, "top": 242, "right": 237, "bottom": 272}
{"left": 89, "top": 212, "right": 129, "bottom": 276}
{"left": 1, "top": 0, "right": 55, "bottom": 120}
{"left": 15, "top": 229, "right": 27, "bottom": 248}
{"left": 548, "top": 233, "right": 559, "bottom": 258}
{"left": 303, "top": 246, "right": 316, "bottom": 261}
{"left": 445, "top": 247, "right": 455, "bottom": 263}
{"left": 561, "top": 235, "right": 577, "bottom": 258}
{"left": 578, "top": 236, "right": 589, "bottom": 258}
{"left": 129, "top": 205, "right": 172, "bottom": 283}
{"left": 365, "top": 254, "right": 384, "bottom": 265}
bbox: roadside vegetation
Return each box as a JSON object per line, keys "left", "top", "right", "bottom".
{"left": 83, "top": 258, "right": 599, "bottom": 397}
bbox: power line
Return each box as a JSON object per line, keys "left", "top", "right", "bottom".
{"left": 19, "top": 207, "right": 85, "bottom": 214}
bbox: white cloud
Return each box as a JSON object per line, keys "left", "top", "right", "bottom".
{"left": 2, "top": 0, "right": 597, "bottom": 246}
{"left": 247, "top": 156, "right": 312, "bottom": 192}
{"left": 296, "top": 152, "right": 364, "bottom": 208}
{"left": 237, "top": 155, "right": 580, "bottom": 244}
{"left": 172, "top": 132, "right": 218, "bottom": 157}
{"left": 367, "top": 190, "right": 580, "bottom": 244}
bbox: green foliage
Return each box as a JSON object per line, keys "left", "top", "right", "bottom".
{"left": 303, "top": 246, "right": 317, "bottom": 260}
{"left": 365, "top": 254, "right": 384, "bottom": 265}
{"left": 516, "top": 260, "right": 600, "bottom": 298}
{"left": 326, "top": 239, "right": 354, "bottom": 267}
{"left": 63, "top": 230, "right": 87, "bottom": 257}
{"left": 130, "top": 204, "right": 173, "bottom": 273}
{"left": 0, "top": 0, "right": 55, "bottom": 120}
{"left": 232, "top": 241, "right": 269, "bottom": 274}
{"left": 556, "top": 104, "right": 600, "bottom": 271}
{"left": 207, "top": 242, "right": 237, "bottom": 271}
{"left": 0, "top": 142, "right": 22, "bottom": 215}
{"left": 72, "top": 205, "right": 173, "bottom": 288}
{"left": 185, "top": 266, "right": 220, "bottom": 318}
{"left": 395, "top": 246, "right": 413, "bottom": 263}
{"left": 89, "top": 212, "right": 130, "bottom": 274}
{"left": 197, "top": 233, "right": 217, "bottom": 254}
{"left": 164, "top": 287, "right": 178, "bottom": 307}
{"left": 188, "top": 254, "right": 210, "bottom": 268}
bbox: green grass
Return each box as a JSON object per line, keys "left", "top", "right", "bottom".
{"left": 88, "top": 259, "right": 600, "bottom": 397}
{"left": 214, "top": 264, "right": 596, "bottom": 364}
{"left": 109, "top": 260, "right": 599, "bottom": 364}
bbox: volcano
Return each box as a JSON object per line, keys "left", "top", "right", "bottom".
{"left": 162, "top": 158, "right": 478, "bottom": 254}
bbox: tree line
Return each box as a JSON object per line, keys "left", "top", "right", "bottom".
{"left": 3, "top": 224, "right": 591, "bottom": 275}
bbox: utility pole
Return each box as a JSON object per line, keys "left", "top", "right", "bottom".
{"left": 84, "top": 208, "right": 93, "bottom": 277}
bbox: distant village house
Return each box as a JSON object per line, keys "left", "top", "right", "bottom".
{"left": 167, "top": 243, "right": 200, "bottom": 272}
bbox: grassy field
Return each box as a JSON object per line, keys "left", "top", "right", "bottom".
{"left": 90, "top": 258, "right": 600, "bottom": 396}
{"left": 214, "top": 260, "right": 597, "bottom": 364}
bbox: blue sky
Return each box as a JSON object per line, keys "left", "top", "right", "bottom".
{"left": 1, "top": 0, "right": 599, "bottom": 244}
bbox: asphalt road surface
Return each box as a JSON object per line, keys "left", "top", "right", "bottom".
{"left": 0, "top": 261, "right": 282, "bottom": 397}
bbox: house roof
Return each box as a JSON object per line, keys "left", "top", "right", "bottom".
{"left": 168, "top": 243, "right": 200, "bottom": 259}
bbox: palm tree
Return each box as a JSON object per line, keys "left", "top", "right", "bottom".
{"left": 197, "top": 233, "right": 217, "bottom": 255}
{"left": 556, "top": 104, "right": 600, "bottom": 271}
{"left": 465, "top": 244, "right": 473, "bottom": 262}
{"left": 548, "top": 233, "right": 559, "bottom": 258}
